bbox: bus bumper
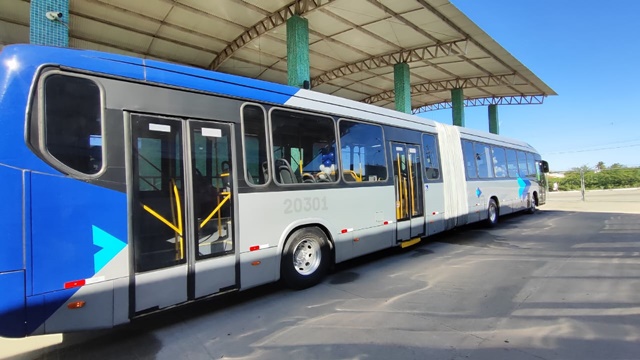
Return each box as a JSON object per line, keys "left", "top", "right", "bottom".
{"left": 0, "top": 270, "right": 26, "bottom": 338}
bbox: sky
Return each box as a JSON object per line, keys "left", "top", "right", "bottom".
{"left": 421, "top": 1, "right": 640, "bottom": 171}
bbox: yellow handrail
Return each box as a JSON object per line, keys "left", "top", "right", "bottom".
{"left": 396, "top": 152, "right": 402, "bottom": 220}
{"left": 408, "top": 153, "right": 415, "bottom": 216}
{"left": 200, "top": 192, "right": 231, "bottom": 229}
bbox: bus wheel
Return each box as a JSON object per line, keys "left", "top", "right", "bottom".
{"left": 281, "top": 227, "right": 330, "bottom": 289}
{"left": 527, "top": 194, "right": 537, "bottom": 214}
{"left": 486, "top": 199, "right": 499, "bottom": 227}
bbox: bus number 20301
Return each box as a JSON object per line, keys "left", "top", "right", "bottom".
{"left": 284, "top": 197, "right": 329, "bottom": 214}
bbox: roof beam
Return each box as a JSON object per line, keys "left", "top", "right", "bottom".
{"left": 412, "top": 95, "right": 546, "bottom": 113}
{"left": 209, "top": 0, "right": 336, "bottom": 70}
{"left": 311, "top": 40, "right": 467, "bottom": 87}
{"left": 361, "top": 74, "right": 519, "bottom": 104}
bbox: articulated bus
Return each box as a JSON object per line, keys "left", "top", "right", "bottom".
{"left": 0, "top": 45, "right": 549, "bottom": 337}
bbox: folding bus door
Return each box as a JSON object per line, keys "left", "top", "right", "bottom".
{"left": 129, "top": 113, "right": 236, "bottom": 314}
{"left": 391, "top": 142, "right": 425, "bottom": 242}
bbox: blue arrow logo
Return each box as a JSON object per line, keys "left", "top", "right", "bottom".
{"left": 93, "top": 225, "right": 127, "bottom": 273}
{"left": 476, "top": 187, "right": 482, "bottom": 198}
{"left": 517, "top": 177, "right": 531, "bottom": 199}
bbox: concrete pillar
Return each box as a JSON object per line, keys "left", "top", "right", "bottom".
{"left": 30, "top": 0, "right": 69, "bottom": 47}
{"left": 451, "top": 88, "right": 465, "bottom": 127}
{"left": 393, "top": 63, "right": 411, "bottom": 114}
{"left": 488, "top": 104, "right": 499, "bottom": 134}
{"left": 286, "top": 15, "right": 310, "bottom": 88}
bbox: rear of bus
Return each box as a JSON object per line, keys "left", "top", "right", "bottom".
{"left": 0, "top": 45, "right": 131, "bottom": 338}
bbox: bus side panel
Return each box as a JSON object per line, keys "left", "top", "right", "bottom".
{"left": 0, "top": 165, "right": 24, "bottom": 273}
{"left": 0, "top": 165, "right": 27, "bottom": 337}
{"left": 28, "top": 173, "right": 128, "bottom": 333}
{"left": 30, "top": 173, "right": 128, "bottom": 295}
{"left": 0, "top": 271, "right": 26, "bottom": 337}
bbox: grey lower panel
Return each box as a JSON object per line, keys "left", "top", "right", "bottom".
{"left": 194, "top": 255, "right": 236, "bottom": 298}
{"left": 135, "top": 266, "right": 187, "bottom": 312}
{"left": 396, "top": 220, "right": 411, "bottom": 242}
{"left": 45, "top": 280, "right": 114, "bottom": 334}
{"left": 240, "top": 247, "right": 278, "bottom": 289}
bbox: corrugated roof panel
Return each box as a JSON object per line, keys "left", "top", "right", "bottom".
{"left": 328, "top": 0, "right": 388, "bottom": 26}
{"left": 73, "top": 1, "right": 160, "bottom": 35}
{"left": 363, "top": 19, "right": 428, "bottom": 49}
{"left": 179, "top": 0, "right": 266, "bottom": 27}
{"left": 96, "top": 0, "right": 173, "bottom": 21}
{"left": 71, "top": 16, "right": 153, "bottom": 53}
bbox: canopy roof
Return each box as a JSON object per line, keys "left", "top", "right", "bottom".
{"left": 0, "top": 0, "right": 556, "bottom": 113}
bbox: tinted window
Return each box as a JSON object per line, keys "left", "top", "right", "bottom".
{"left": 44, "top": 74, "right": 102, "bottom": 174}
{"left": 475, "top": 143, "right": 494, "bottom": 179}
{"left": 271, "top": 110, "right": 337, "bottom": 184}
{"left": 339, "top": 120, "right": 387, "bottom": 182}
{"left": 491, "top": 146, "right": 507, "bottom": 178}
{"left": 422, "top": 133, "right": 440, "bottom": 180}
{"left": 526, "top": 152, "right": 536, "bottom": 176}
{"left": 242, "top": 105, "right": 269, "bottom": 185}
{"left": 462, "top": 140, "right": 477, "bottom": 179}
{"left": 506, "top": 149, "right": 518, "bottom": 178}
{"left": 517, "top": 151, "right": 528, "bottom": 177}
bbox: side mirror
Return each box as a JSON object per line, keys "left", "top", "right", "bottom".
{"left": 540, "top": 160, "right": 550, "bottom": 173}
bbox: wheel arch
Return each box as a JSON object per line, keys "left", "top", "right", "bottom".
{"left": 275, "top": 219, "right": 335, "bottom": 280}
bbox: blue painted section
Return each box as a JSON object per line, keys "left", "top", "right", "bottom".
{"left": 517, "top": 177, "right": 532, "bottom": 198}
{"left": 0, "top": 165, "right": 24, "bottom": 273}
{"left": 24, "top": 171, "right": 33, "bottom": 296}
{"left": 475, "top": 187, "right": 482, "bottom": 198}
{"left": 25, "top": 294, "right": 44, "bottom": 336}
{"left": 144, "top": 60, "right": 297, "bottom": 105}
{"left": 0, "top": 271, "right": 26, "bottom": 338}
{"left": 93, "top": 226, "right": 126, "bottom": 273}
{"left": 30, "top": 0, "right": 69, "bottom": 47}
{"left": 30, "top": 173, "right": 127, "bottom": 295}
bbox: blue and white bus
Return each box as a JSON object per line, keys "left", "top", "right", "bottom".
{"left": 0, "top": 45, "right": 548, "bottom": 337}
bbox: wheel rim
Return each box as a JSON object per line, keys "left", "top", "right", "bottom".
{"left": 489, "top": 204, "right": 497, "bottom": 222}
{"left": 292, "top": 238, "right": 321, "bottom": 275}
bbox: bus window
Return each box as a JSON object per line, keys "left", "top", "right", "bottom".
{"left": 338, "top": 120, "right": 386, "bottom": 182}
{"left": 506, "top": 149, "right": 518, "bottom": 178}
{"left": 462, "top": 140, "right": 478, "bottom": 179}
{"left": 474, "top": 143, "right": 494, "bottom": 179}
{"left": 491, "top": 146, "right": 507, "bottom": 178}
{"left": 43, "top": 74, "right": 103, "bottom": 175}
{"left": 517, "top": 151, "right": 528, "bottom": 178}
{"left": 270, "top": 109, "right": 337, "bottom": 184}
{"left": 526, "top": 152, "right": 536, "bottom": 177}
{"left": 422, "top": 133, "right": 440, "bottom": 180}
{"left": 242, "top": 105, "right": 268, "bottom": 185}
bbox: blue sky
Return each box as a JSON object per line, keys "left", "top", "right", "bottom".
{"left": 422, "top": 1, "right": 640, "bottom": 171}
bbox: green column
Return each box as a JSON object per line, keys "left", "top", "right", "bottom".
{"left": 30, "top": 0, "right": 69, "bottom": 47}
{"left": 451, "top": 88, "right": 465, "bottom": 127}
{"left": 394, "top": 63, "right": 411, "bottom": 113}
{"left": 286, "top": 15, "right": 310, "bottom": 88}
{"left": 488, "top": 104, "right": 499, "bottom": 134}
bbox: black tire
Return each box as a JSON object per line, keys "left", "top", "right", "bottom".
{"left": 281, "top": 227, "right": 330, "bottom": 290}
{"left": 486, "top": 198, "right": 499, "bottom": 227}
{"left": 527, "top": 194, "right": 537, "bottom": 214}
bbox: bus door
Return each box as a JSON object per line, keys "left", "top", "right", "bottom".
{"left": 129, "top": 113, "right": 236, "bottom": 314}
{"left": 391, "top": 143, "right": 424, "bottom": 241}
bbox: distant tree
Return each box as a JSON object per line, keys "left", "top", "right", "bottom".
{"left": 609, "top": 163, "right": 626, "bottom": 169}
{"left": 596, "top": 161, "right": 606, "bottom": 170}
{"left": 571, "top": 164, "right": 591, "bottom": 173}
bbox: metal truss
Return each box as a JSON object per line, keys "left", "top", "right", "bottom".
{"left": 411, "top": 95, "right": 546, "bottom": 114}
{"left": 361, "top": 74, "right": 519, "bottom": 104}
{"left": 311, "top": 40, "right": 468, "bottom": 87}
{"left": 208, "top": 0, "right": 336, "bottom": 70}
